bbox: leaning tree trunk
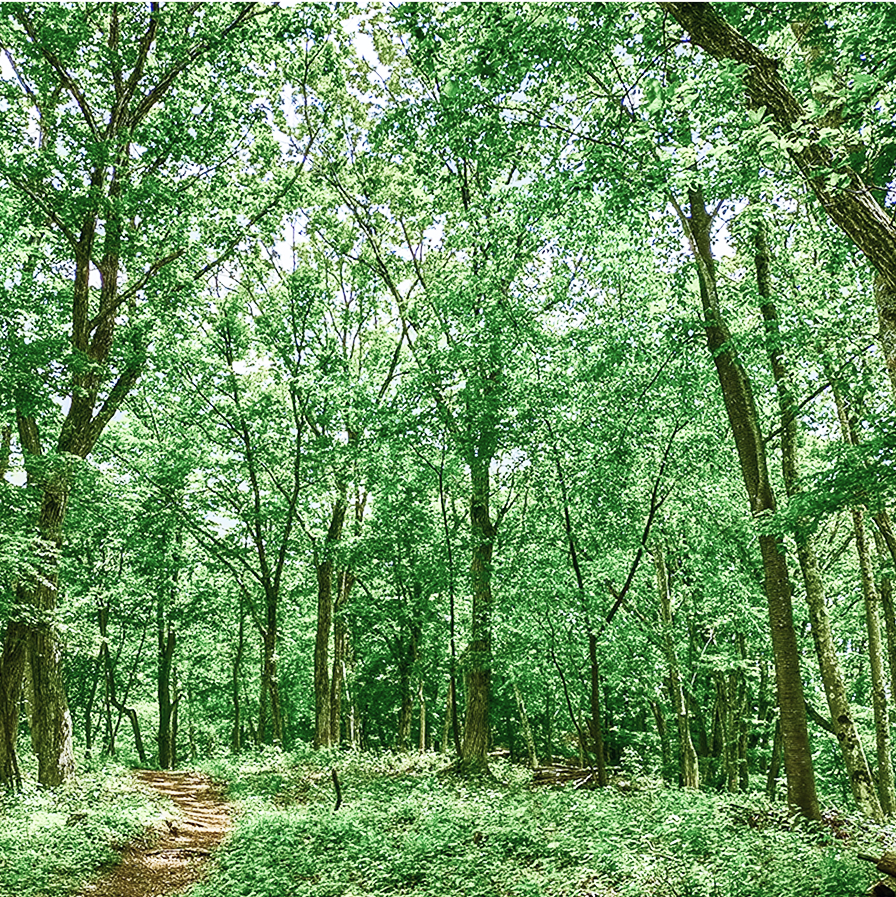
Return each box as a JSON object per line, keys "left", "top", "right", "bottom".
{"left": 676, "top": 186, "right": 820, "bottom": 820}
{"left": 659, "top": 1, "right": 896, "bottom": 395}
{"left": 754, "top": 221, "right": 882, "bottom": 820}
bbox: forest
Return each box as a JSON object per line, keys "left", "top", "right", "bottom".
{"left": 4, "top": 2, "right": 896, "bottom": 895}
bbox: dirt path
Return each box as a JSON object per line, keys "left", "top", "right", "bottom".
{"left": 79, "top": 770, "right": 232, "bottom": 897}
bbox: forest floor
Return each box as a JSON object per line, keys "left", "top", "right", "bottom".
{"left": 77, "top": 770, "right": 231, "bottom": 897}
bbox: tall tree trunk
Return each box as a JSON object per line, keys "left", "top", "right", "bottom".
{"left": 314, "top": 493, "right": 347, "bottom": 748}
{"left": 257, "top": 588, "right": 283, "bottom": 746}
{"left": 231, "top": 595, "right": 245, "bottom": 753}
{"left": 874, "top": 529, "right": 896, "bottom": 708}
{"left": 755, "top": 221, "right": 882, "bottom": 819}
{"left": 157, "top": 620, "right": 176, "bottom": 769}
{"left": 660, "top": 2, "right": 896, "bottom": 394}
{"left": 654, "top": 544, "right": 699, "bottom": 788}
{"left": 830, "top": 381, "right": 896, "bottom": 815}
{"left": 460, "top": 455, "right": 495, "bottom": 774}
{"left": 330, "top": 570, "right": 353, "bottom": 747}
{"left": 676, "top": 187, "right": 820, "bottom": 820}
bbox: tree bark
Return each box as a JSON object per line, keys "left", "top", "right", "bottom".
{"left": 314, "top": 493, "right": 347, "bottom": 748}
{"left": 0, "top": 622, "right": 27, "bottom": 789}
{"left": 460, "top": 455, "right": 495, "bottom": 774}
{"left": 831, "top": 381, "right": 896, "bottom": 815}
{"left": 755, "top": 221, "right": 882, "bottom": 819}
{"left": 676, "top": 187, "right": 820, "bottom": 820}
{"left": 660, "top": 1, "right": 896, "bottom": 394}
{"left": 654, "top": 544, "right": 699, "bottom": 788}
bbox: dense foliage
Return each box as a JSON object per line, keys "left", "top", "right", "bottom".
{"left": 5, "top": 2, "right": 896, "bottom": 883}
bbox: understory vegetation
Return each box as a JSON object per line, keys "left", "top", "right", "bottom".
{"left": 0, "top": 763, "right": 167, "bottom": 897}
{"left": 187, "top": 750, "right": 877, "bottom": 897}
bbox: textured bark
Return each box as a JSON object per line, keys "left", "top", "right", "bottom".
{"left": 660, "top": 1, "right": 896, "bottom": 393}
{"left": 460, "top": 456, "right": 495, "bottom": 774}
{"left": 0, "top": 622, "right": 27, "bottom": 788}
{"left": 677, "top": 187, "right": 819, "bottom": 820}
{"left": 654, "top": 545, "right": 699, "bottom": 789}
{"left": 755, "top": 222, "right": 882, "bottom": 819}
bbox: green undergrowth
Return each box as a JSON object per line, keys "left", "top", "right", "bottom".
{"left": 0, "top": 763, "right": 169, "bottom": 897}
{"left": 189, "top": 749, "right": 886, "bottom": 897}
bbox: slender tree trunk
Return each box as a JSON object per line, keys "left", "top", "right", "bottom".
{"left": 854, "top": 506, "right": 896, "bottom": 815}
{"left": 677, "top": 187, "right": 819, "bottom": 820}
{"left": 654, "top": 543, "right": 699, "bottom": 788}
{"left": 874, "top": 529, "right": 896, "bottom": 707}
{"left": 660, "top": 2, "right": 896, "bottom": 394}
{"left": 418, "top": 681, "right": 427, "bottom": 752}
{"left": 157, "top": 620, "right": 176, "bottom": 769}
{"left": 314, "top": 494, "right": 347, "bottom": 748}
{"left": 830, "top": 378, "right": 896, "bottom": 815}
{"left": 766, "top": 716, "right": 783, "bottom": 801}
{"left": 461, "top": 455, "right": 495, "bottom": 774}
{"left": 754, "top": 221, "right": 882, "bottom": 819}
{"left": 512, "top": 681, "right": 539, "bottom": 768}
{"left": 330, "top": 570, "right": 353, "bottom": 747}
{"left": 231, "top": 596, "right": 245, "bottom": 753}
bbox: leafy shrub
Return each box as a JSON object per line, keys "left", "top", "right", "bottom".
{"left": 0, "top": 763, "right": 168, "bottom": 897}
{"left": 188, "top": 752, "right": 878, "bottom": 897}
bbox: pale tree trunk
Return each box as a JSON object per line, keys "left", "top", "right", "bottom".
{"left": 754, "top": 221, "right": 882, "bottom": 819}
{"left": 675, "top": 187, "right": 820, "bottom": 820}
{"left": 460, "top": 455, "right": 495, "bottom": 774}
{"left": 873, "top": 528, "right": 896, "bottom": 707}
{"left": 830, "top": 378, "right": 896, "bottom": 815}
{"left": 418, "top": 681, "right": 427, "bottom": 752}
{"left": 512, "top": 681, "right": 539, "bottom": 768}
{"left": 653, "top": 544, "right": 699, "bottom": 788}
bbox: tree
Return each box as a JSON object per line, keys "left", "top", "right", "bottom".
{"left": 0, "top": 2, "right": 327, "bottom": 783}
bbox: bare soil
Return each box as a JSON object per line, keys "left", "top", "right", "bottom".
{"left": 78, "top": 770, "right": 232, "bottom": 897}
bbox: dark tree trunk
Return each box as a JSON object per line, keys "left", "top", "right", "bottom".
{"left": 460, "top": 456, "right": 495, "bottom": 774}
{"left": 314, "top": 494, "right": 347, "bottom": 748}
{"left": 0, "top": 622, "right": 27, "bottom": 789}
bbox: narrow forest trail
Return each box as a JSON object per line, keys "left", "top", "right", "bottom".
{"left": 79, "top": 770, "right": 232, "bottom": 897}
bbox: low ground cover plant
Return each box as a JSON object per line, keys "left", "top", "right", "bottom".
{"left": 190, "top": 750, "right": 881, "bottom": 897}
{"left": 0, "top": 762, "right": 168, "bottom": 897}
